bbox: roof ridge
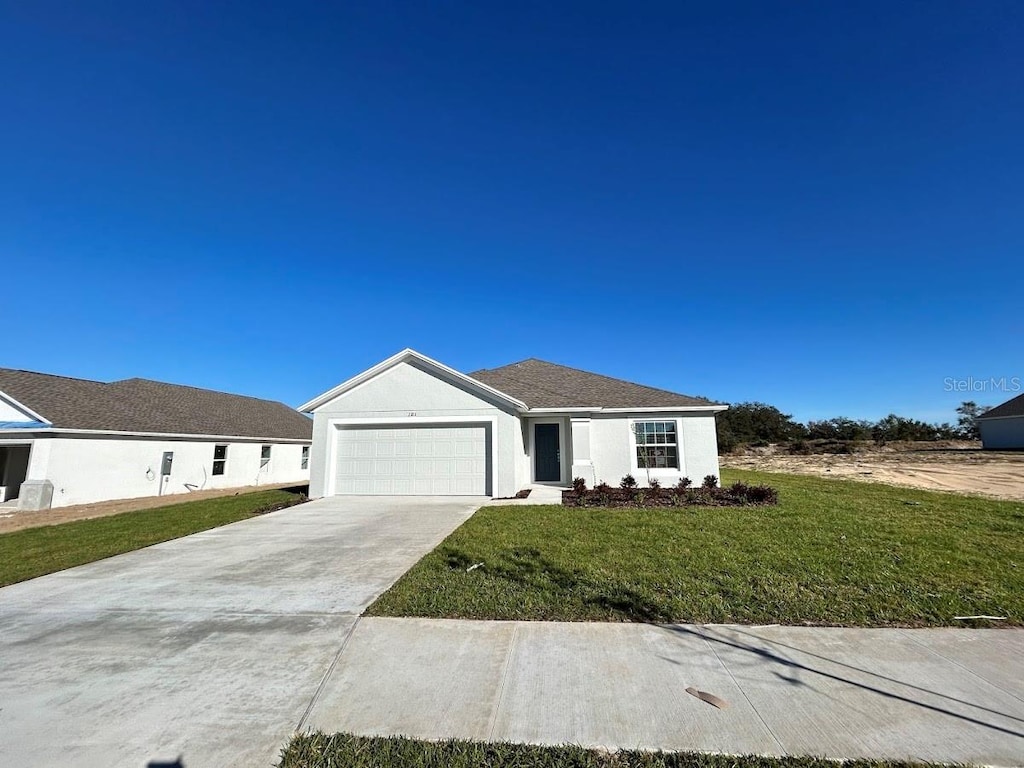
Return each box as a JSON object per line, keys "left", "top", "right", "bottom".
{"left": 480, "top": 358, "right": 714, "bottom": 404}
{"left": 0, "top": 367, "right": 107, "bottom": 385}
{"left": 470, "top": 365, "right": 575, "bottom": 402}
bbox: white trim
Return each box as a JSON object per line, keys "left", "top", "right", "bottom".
{"left": 598, "top": 405, "right": 726, "bottom": 414}
{"left": 0, "top": 427, "right": 310, "bottom": 443}
{"left": 977, "top": 413, "right": 1024, "bottom": 422}
{"left": 324, "top": 415, "right": 498, "bottom": 497}
{"left": 298, "top": 349, "right": 528, "bottom": 413}
{"left": 527, "top": 416, "right": 568, "bottom": 485}
{"left": 525, "top": 407, "right": 594, "bottom": 414}
{"left": 0, "top": 390, "right": 51, "bottom": 425}
{"left": 525, "top": 405, "right": 727, "bottom": 414}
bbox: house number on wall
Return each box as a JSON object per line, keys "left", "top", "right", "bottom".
{"left": 408, "top": 412, "right": 417, "bottom": 417}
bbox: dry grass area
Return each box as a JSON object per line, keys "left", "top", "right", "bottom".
{"left": 721, "top": 441, "right": 1024, "bottom": 501}
{"left": 0, "top": 482, "right": 309, "bottom": 534}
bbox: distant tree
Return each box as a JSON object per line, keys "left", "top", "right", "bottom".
{"left": 806, "top": 417, "right": 874, "bottom": 442}
{"left": 871, "top": 414, "right": 954, "bottom": 443}
{"left": 716, "top": 402, "right": 806, "bottom": 453}
{"left": 955, "top": 401, "right": 992, "bottom": 440}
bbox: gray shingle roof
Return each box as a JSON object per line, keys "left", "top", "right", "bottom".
{"left": 0, "top": 368, "right": 312, "bottom": 440}
{"left": 978, "top": 393, "right": 1024, "bottom": 420}
{"left": 469, "top": 358, "right": 716, "bottom": 409}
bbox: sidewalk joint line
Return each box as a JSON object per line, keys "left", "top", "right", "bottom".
{"left": 296, "top": 615, "right": 361, "bottom": 732}
{"left": 700, "top": 627, "right": 786, "bottom": 752}
{"left": 487, "top": 621, "right": 520, "bottom": 740}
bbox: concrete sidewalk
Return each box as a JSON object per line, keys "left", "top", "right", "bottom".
{"left": 304, "top": 618, "right": 1024, "bottom": 767}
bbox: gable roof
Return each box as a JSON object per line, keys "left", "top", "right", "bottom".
{"left": 298, "top": 349, "right": 528, "bottom": 413}
{"left": 0, "top": 368, "right": 312, "bottom": 440}
{"left": 978, "top": 393, "right": 1024, "bottom": 420}
{"left": 470, "top": 358, "right": 719, "bottom": 410}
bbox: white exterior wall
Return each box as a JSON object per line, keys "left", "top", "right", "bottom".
{"left": 23, "top": 436, "right": 309, "bottom": 508}
{"left": 588, "top": 413, "right": 721, "bottom": 487}
{"left": 979, "top": 417, "right": 1024, "bottom": 450}
{"left": 308, "top": 361, "right": 522, "bottom": 498}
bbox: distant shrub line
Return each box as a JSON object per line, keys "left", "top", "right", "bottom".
{"left": 562, "top": 474, "right": 778, "bottom": 508}
{"left": 716, "top": 401, "right": 992, "bottom": 454}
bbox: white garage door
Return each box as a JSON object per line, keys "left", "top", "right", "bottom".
{"left": 333, "top": 424, "right": 489, "bottom": 495}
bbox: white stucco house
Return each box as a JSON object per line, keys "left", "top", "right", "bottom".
{"left": 0, "top": 369, "right": 313, "bottom": 510}
{"left": 977, "top": 393, "right": 1024, "bottom": 450}
{"left": 299, "top": 349, "right": 726, "bottom": 498}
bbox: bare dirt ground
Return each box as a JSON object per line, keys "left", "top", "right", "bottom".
{"left": 722, "top": 441, "right": 1024, "bottom": 501}
{"left": 0, "top": 482, "right": 309, "bottom": 534}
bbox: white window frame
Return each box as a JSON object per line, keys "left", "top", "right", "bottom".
{"left": 630, "top": 419, "right": 681, "bottom": 473}
{"left": 301, "top": 446, "right": 309, "bottom": 470}
{"left": 260, "top": 444, "right": 271, "bottom": 468}
{"left": 212, "top": 444, "right": 228, "bottom": 476}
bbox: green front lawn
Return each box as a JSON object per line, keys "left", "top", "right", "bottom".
{"left": 279, "top": 732, "right": 931, "bottom": 768}
{"left": 367, "top": 470, "right": 1023, "bottom": 626}
{"left": 0, "top": 488, "right": 306, "bottom": 587}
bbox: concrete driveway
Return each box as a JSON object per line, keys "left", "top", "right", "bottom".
{"left": 0, "top": 496, "right": 479, "bottom": 768}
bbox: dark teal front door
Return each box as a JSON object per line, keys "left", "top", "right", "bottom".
{"left": 534, "top": 423, "right": 560, "bottom": 482}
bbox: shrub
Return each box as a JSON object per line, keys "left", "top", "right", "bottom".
{"left": 620, "top": 474, "right": 638, "bottom": 490}
{"left": 743, "top": 484, "right": 779, "bottom": 504}
{"left": 728, "top": 481, "right": 749, "bottom": 497}
{"left": 571, "top": 477, "right": 587, "bottom": 494}
{"left": 702, "top": 475, "right": 718, "bottom": 489}
{"left": 561, "top": 480, "right": 778, "bottom": 508}
{"left": 675, "top": 477, "right": 692, "bottom": 491}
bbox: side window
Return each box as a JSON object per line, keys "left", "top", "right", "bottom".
{"left": 301, "top": 446, "right": 310, "bottom": 470}
{"left": 213, "top": 444, "right": 228, "bottom": 475}
{"left": 633, "top": 421, "right": 679, "bottom": 469}
{"left": 260, "top": 445, "right": 271, "bottom": 468}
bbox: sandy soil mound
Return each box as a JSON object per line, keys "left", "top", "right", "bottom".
{"left": 722, "top": 442, "right": 1024, "bottom": 501}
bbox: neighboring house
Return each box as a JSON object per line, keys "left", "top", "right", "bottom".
{"left": 0, "top": 369, "right": 313, "bottom": 510}
{"left": 299, "top": 349, "right": 726, "bottom": 498}
{"left": 977, "top": 393, "right": 1024, "bottom": 450}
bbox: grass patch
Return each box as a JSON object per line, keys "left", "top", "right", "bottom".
{"left": 367, "top": 470, "right": 1024, "bottom": 626}
{"left": 279, "top": 732, "right": 932, "bottom": 767}
{"left": 0, "top": 488, "right": 306, "bottom": 587}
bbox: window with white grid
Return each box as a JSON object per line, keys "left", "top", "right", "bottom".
{"left": 633, "top": 421, "right": 678, "bottom": 469}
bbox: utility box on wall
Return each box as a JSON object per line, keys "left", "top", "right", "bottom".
{"left": 161, "top": 452, "right": 174, "bottom": 476}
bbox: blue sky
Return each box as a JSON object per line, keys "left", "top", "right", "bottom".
{"left": 2, "top": 1, "right": 1021, "bottom": 423}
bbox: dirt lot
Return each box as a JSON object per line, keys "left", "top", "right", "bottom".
{"left": 722, "top": 441, "right": 1024, "bottom": 501}
{"left": 0, "top": 482, "right": 309, "bottom": 534}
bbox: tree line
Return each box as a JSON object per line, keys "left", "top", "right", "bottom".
{"left": 716, "top": 401, "right": 991, "bottom": 453}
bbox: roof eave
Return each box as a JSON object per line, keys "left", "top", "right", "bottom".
{"left": 525, "top": 405, "right": 727, "bottom": 414}
{"left": 0, "top": 427, "right": 311, "bottom": 442}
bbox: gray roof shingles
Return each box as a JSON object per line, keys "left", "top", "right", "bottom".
{"left": 470, "top": 358, "right": 716, "bottom": 409}
{"left": 0, "top": 369, "right": 312, "bottom": 440}
{"left": 979, "top": 393, "right": 1024, "bottom": 420}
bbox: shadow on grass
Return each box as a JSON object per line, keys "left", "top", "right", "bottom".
{"left": 443, "top": 545, "right": 672, "bottom": 622}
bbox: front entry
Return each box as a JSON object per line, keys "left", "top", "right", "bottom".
{"left": 534, "top": 423, "right": 560, "bottom": 482}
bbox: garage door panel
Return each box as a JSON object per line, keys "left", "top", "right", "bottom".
{"left": 334, "top": 424, "right": 488, "bottom": 495}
